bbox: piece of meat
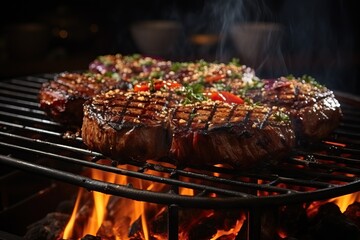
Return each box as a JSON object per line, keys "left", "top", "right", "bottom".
{"left": 38, "top": 72, "right": 124, "bottom": 126}
{"left": 81, "top": 90, "right": 181, "bottom": 161}
{"left": 169, "top": 102, "right": 295, "bottom": 168}
{"left": 242, "top": 77, "right": 342, "bottom": 142}
{"left": 81, "top": 89, "right": 295, "bottom": 169}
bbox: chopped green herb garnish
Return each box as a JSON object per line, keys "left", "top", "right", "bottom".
{"left": 238, "top": 80, "right": 264, "bottom": 97}
{"left": 213, "top": 82, "right": 232, "bottom": 91}
{"left": 103, "top": 72, "right": 121, "bottom": 81}
{"left": 139, "top": 59, "right": 153, "bottom": 66}
{"left": 170, "top": 62, "right": 188, "bottom": 72}
{"left": 98, "top": 56, "right": 114, "bottom": 66}
{"left": 150, "top": 71, "right": 165, "bottom": 79}
{"left": 124, "top": 53, "right": 141, "bottom": 62}
{"left": 274, "top": 111, "right": 290, "bottom": 123}
{"left": 179, "top": 82, "right": 208, "bottom": 104}
{"left": 301, "top": 74, "right": 323, "bottom": 88}
{"left": 229, "top": 72, "right": 243, "bottom": 80}
{"left": 197, "top": 59, "right": 209, "bottom": 71}
{"left": 229, "top": 58, "right": 241, "bottom": 66}
{"left": 149, "top": 79, "right": 155, "bottom": 92}
{"left": 285, "top": 74, "right": 295, "bottom": 80}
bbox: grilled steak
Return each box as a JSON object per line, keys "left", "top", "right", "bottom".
{"left": 241, "top": 76, "right": 342, "bottom": 142}
{"left": 169, "top": 102, "right": 295, "bottom": 168}
{"left": 81, "top": 89, "right": 295, "bottom": 169}
{"left": 82, "top": 90, "right": 181, "bottom": 161}
{"left": 39, "top": 72, "right": 124, "bottom": 125}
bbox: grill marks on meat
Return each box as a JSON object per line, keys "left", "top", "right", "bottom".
{"left": 82, "top": 90, "right": 295, "bottom": 168}
{"left": 169, "top": 103, "right": 295, "bottom": 168}
{"left": 82, "top": 90, "right": 181, "bottom": 161}
{"left": 245, "top": 78, "right": 342, "bottom": 142}
{"left": 39, "top": 73, "right": 123, "bottom": 125}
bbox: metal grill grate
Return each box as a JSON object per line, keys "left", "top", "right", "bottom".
{"left": 1, "top": 74, "right": 360, "bottom": 210}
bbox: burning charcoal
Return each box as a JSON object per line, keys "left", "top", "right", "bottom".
{"left": 24, "top": 212, "right": 70, "bottom": 240}
{"left": 128, "top": 217, "right": 145, "bottom": 239}
{"left": 260, "top": 208, "right": 279, "bottom": 240}
{"left": 56, "top": 199, "right": 76, "bottom": 214}
{"left": 187, "top": 218, "right": 218, "bottom": 240}
{"left": 309, "top": 202, "right": 360, "bottom": 240}
{"left": 344, "top": 201, "right": 360, "bottom": 228}
{"left": 150, "top": 208, "right": 167, "bottom": 235}
{"left": 97, "top": 220, "right": 116, "bottom": 239}
{"left": 277, "top": 204, "right": 308, "bottom": 239}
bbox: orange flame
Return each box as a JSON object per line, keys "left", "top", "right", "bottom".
{"left": 307, "top": 192, "right": 360, "bottom": 218}
{"left": 210, "top": 213, "right": 246, "bottom": 239}
{"left": 63, "top": 188, "right": 84, "bottom": 239}
{"left": 84, "top": 169, "right": 114, "bottom": 235}
{"left": 329, "top": 192, "right": 360, "bottom": 212}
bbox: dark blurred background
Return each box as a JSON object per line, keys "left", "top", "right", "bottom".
{"left": 0, "top": 0, "right": 359, "bottom": 94}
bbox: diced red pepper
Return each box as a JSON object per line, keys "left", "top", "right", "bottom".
{"left": 134, "top": 82, "right": 150, "bottom": 92}
{"left": 134, "top": 80, "right": 182, "bottom": 92}
{"left": 205, "top": 74, "right": 225, "bottom": 83}
{"left": 206, "top": 91, "right": 244, "bottom": 104}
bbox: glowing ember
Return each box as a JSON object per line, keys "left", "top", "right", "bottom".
{"left": 324, "top": 141, "right": 347, "bottom": 148}
{"left": 210, "top": 215, "right": 246, "bottom": 240}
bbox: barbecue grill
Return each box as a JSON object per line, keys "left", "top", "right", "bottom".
{"left": 1, "top": 73, "right": 360, "bottom": 239}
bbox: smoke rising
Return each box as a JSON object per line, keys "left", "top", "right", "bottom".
{"left": 187, "top": 0, "right": 357, "bottom": 93}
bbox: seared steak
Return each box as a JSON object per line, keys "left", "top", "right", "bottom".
{"left": 169, "top": 102, "right": 295, "bottom": 168}
{"left": 241, "top": 77, "right": 342, "bottom": 142}
{"left": 81, "top": 89, "right": 295, "bottom": 168}
{"left": 82, "top": 90, "right": 181, "bottom": 161}
{"left": 39, "top": 72, "right": 124, "bottom": 125}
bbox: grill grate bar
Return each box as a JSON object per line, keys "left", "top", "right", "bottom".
{"left": 333, "top": 129, "right": 360, "bottom": 138}
{"left": 0, "top": 96, "right": 40, "bottom": 107}
{"left": 123, "top": 159, "right": 296, "bottom": 194}
{"left": 25, "top": 75, "right": 53, "bottom": 83}
{"left": 0, "top": 82, "right": 40, "bottom": 94}
{"left": 339, "top": 122, "right": 360, "bottom": 131}
{"left": 0, "top": 120, "right": 81, "bottom": 140}
{"left": 0, "top": 103, "right": 45, "bottom": 115}
{"left": 0, "top": 131, "right": 99, "bottom": 157}
{"left": 126, "top": 159, "right": 337, "bottom": 190}
{"left": 295, "top": 150, "right": 360, "bottom": 165}
{"left": 0, "top": 89, "right": 38, "bottom": 101}
{"left": 285, "top": 157, "right": 358, "bottom": 181}
{"left": 0, "top": 111, "right": 61, "bottom": 126}
{"left": 7, "top": 79, "right": 43, "bottom": 88}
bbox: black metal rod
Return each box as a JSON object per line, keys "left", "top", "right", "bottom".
{"left": 168, "top": 204, "right": 179, "bottom": 240}
{"left": 247, "top": 207, "right": 262, "bottom": 240}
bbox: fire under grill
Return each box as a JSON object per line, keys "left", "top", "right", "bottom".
{"left": 1, "top": 74, "right": 360, "bottom": 239}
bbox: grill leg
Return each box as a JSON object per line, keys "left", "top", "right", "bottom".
{"left": 168, "top": 204, "right": 179, "bottom": 240}
{"left": 246, "top": 207, "right": 262, "bottom": 240}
